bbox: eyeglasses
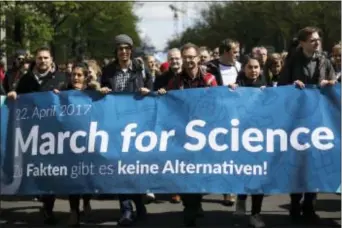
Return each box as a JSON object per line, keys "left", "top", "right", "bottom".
{"left": 183, "top": 55, "right": 197, "bottom": 61}
{"left": 118, "top": 46, "right": 131, "bottom": 51}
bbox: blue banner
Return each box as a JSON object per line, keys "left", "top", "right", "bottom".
{"left": 0, "top": 85, "right": 340, "bottom": 195}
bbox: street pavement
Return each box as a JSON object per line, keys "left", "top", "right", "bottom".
{"left": 0, "top": 193, "right": 340, "bottom": 227}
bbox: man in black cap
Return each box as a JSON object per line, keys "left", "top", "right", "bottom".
{"left": 101, "top": 34, "right": 152, "bottom": 226}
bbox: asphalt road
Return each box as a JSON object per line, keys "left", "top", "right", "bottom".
{"left": 0, "top": 194, "right": 340, "bottom": 227}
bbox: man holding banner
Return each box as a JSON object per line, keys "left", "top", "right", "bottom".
{"left": 6, "top": 46, "right": 68, "bottom": 225}
{"left": 279, "top": 26, "right": 336, "bottom": 222}
{"left": 159, "top": 42, "right": 218, "bottom": 227}
{"left": 100, "top": 34, "right": 152, "bottom": 226}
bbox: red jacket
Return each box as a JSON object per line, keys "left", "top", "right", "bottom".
{"left": 0, "top": 66, "right": 4, "bottom": 82}
{"left": 167, "top": 67, "right": 217, "bottom": 90}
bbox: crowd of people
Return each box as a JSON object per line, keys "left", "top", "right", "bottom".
{"left": 0, "top": 26, "right": 341, "bottom": 227}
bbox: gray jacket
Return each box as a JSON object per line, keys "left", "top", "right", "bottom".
{"left": 278, "top": 48, "right": 335, "bottom": 86}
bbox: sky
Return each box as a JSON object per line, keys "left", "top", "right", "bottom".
{"left": 135, "top": 1, "right": 209, "bottom": 51}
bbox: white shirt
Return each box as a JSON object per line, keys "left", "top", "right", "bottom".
{"left": 219, "top": 61, "right": 241, "bottom": 85}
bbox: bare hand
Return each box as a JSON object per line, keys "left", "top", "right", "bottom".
{"left": 260, "top": 86, "right": 266, "bottom": 90}
{"left": 294, "top": 80, "right": 305, "bottom": 89}
{"left": 140, "top": 87, "right": 150, "bottom": 95}
{"left": 99, "top": 87, "right": 112, "bottom": 94}
{"left": 228, "top": 84, "right": 238, "bottom": 90}
{"left": 7, "top": 91, "right": 17, "bottom": 100}
{"left": 53, "top": 89, "right": 60, "bottom": 94}
{"left": 320, "top": 79, "right": 336, "bottom": 87}
{"left": 157, "top": 88, "right": 167, "bottom": 95}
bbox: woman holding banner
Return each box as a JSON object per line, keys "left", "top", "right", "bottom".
{"left": 228, "top": 56, "right": 267, "bottom": 228}
{"left": 53, "top": 62, "right": 101, "bottom": 226}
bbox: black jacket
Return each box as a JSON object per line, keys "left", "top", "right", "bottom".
{"left": 206, "top": 59, "right": 241, "bottom": 86}
{"left": 236, "top": 73, "right": 267, "bottom": 88}
{"left": 3, "top": 67, "right": 23, "bottom": 93}
{"left": 0, "top": 82, "right": 5, "bottom": 95}
{"left": 101, "top": 59, "right": 152, "bottom": 93}
{"left": 153, "top": 69, "right": 180, "bottom": 91}
{"left": 206, "top": 59, "right": 223, "bottom": 86}
{"left": 15, "top": 69, "right": 67, "bottom": 94}
{"left": 278, "top": 48, "right": 335, "bottom": 86}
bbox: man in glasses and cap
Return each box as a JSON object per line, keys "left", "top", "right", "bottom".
{"left": 101, "top": 34, "right": 152, "bottom": 226}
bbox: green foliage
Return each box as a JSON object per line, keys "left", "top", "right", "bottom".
{"left": 2, "top": 1, "right": 141, "bottom": 63}
{"left": 167, "top": 1, "right": 341, "bottom": 53}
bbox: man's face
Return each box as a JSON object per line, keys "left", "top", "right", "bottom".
{"left": 117, "top": 44, "right": 132, "bottom": 61}
{"left": 200, "top": 50, "right": 210, "bottom": 65}
{"left": 16, "top": 55, "right": 25, "bottom": 67}
{"left": 258, "top": 48, "right": 267, "bottom": 65}
{"left": 300, "top": 32, "right": 321, "bottom": 54}
{"left": 35, "top": 50, "right": 52, "bottom": 72}
{"left": 212, "top": 47, "right": 219, "bottom": 59}
{"left": 182, "top": 47, "right": 199, "bottom": 70}
{"left": 226, "top": 45, "right": 240, "bottom": 63}
{"left": 168, "top": 50, "right": 182, "bottom": 71}
{"left": 251, "top": 47, "right": 259, "bottom": 58}
{"left": 67, "top": 63, "right": 73, "bottom": 73}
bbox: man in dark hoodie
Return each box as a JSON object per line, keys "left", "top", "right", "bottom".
{"left": 101, "top": 34, "right": 152, "bottom": 226}
{"left": 278, "top": 26, "right": 336, "bottom": 223}
{"left": 7, "top": 46, "right": 67, "bottom": 225}
{"left": 3, "top": 50, "right": 27, "bottom": 93}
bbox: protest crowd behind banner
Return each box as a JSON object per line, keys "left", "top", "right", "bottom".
{"left": 0, "top": 24, "right": 341, "bottom": 228}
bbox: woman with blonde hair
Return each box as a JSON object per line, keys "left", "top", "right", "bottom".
{"left": 331, "top": 42, "right": 341, "bottom": 82}
{"left": 264, "top": 53, "right": 283, "bottom": 87}
{"left": 85, "top": 59, "right": 102, "bottom": 81}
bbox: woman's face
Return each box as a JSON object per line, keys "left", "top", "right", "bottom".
{"left": 244, "top": 59, "right": 260, "bottom": 79}
{"left": 271, "top": 59, "right": 282, "bottom": 75}
{"left": 88, "top": 66, "right": 97, "bottom": 81}
{"left": 71, "top": 67, "right": 86, "bottom": 90}
{"left": 332, "top": 47, "right": 341, "bottom": 67}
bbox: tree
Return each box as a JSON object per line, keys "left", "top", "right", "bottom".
{"left": 2, "top": 1, "right": 141, "bottom": 63}
{"left": 166, "top": 2, "right": 341, "bottom": 53}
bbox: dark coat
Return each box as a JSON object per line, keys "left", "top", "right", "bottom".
{"left": 0, "top": 82, "right": 5, "bottom": 95}
{"left": 278, "top": 48, "right": 335, "bottom": 86}
{"left": 153, "top": 69, "right": 179, "bottom": 91}
{"left": 101, "top": 59, "right": 152, "bottom": 93}
{"left": 15, "top": 69, "right": 67, "bottom": 94}
{"left": 206, "top": 59, "right": 241, "bottom": 86}
{"left": 236, "top": 73, "right": 267, "bottom": 88}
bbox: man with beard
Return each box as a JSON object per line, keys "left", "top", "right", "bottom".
{"left": 159, "top": 43, "right": 217, "bottom": 227}
{"left": 100, "top": 34, "right": 152, "bottom": 226}
{"left": 7, "top": 47, "right": 67, "bottom": 224}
